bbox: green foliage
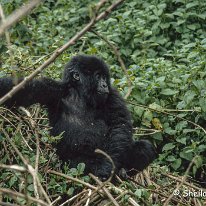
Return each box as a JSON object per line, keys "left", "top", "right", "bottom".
{"left": 1, "top": 0, "right": 206, "bottom": 203}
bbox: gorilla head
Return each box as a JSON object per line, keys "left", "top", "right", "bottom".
{"left": 63, "top": 55, "right": 111, "bottom": 105}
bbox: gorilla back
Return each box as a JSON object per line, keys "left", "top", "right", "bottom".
{"left": 0, "top": 55, "right": 156, "bottom": 179}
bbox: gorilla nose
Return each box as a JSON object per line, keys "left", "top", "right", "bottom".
{"left": 98, "top": 79, "right": 109, "bottom": 94}
{"left": 103, "top": 86, "right": 109, "bottom": 93}
{"left": 99, "top": 85, "right": 109, "bottom": 94}
{"left": 102, "top": 83, "right": 107, "bottom": 88}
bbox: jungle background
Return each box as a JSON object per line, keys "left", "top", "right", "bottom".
{"left": 0, "top": 0, "right": 206, "bottom": 205}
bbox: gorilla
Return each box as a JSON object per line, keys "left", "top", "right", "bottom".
{"left": 0, "top": 55, "right": 156, "bottom": 179}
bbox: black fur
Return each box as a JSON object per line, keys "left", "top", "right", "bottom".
{"left": 0, "top": 55, "right": 156, "bottom": 179}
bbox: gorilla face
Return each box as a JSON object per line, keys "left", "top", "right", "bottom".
{"left": 92, "top": 71, "right": 109, "bottom": 104}
{"left": 63, "top": 55, "right": 111, "bottom": 105}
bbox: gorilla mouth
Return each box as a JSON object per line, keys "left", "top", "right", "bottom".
{"left": 97, "top": 91, "right": 109, "bottom": 100}
{"left": 97, "top": 91, "right": 109, "bottom": 95}
{"left": 97, "top": 91, "right": 108, "bottom": 102}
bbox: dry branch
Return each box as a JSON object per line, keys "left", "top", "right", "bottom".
{"left": 89, "top": 174, "right": 119, "bottom": 206}
{"left": 0, "top": 188, "right": 48, "bottom": 206}
{"left": 128, "top": 101, "right": 206, "bottom": 134}
{"left": 0, "top": 0, "right": 42, "bottom": 36}
{"left": 74, "top": 149, "right": 118, "bottom": 206}
{"left": 92, "top": 30, "right": 132, "bottom": 99}
{"left": 163, "top": 157, "right": 197, "bottom": 206}
{"left": 1, "top": 106, "right": 205, "bottom": 205}
{"left": 2, "top": 128, "right": 51, "bottom": 205}
{"left": 0, "top": 164, "right": 26, "bottom": 172}
{"left": 162, "top": 173, "right": 206, "bottom": 192}
{"left": 0, "top": 4, "right": 11, "bottom": 48}
{"left": 0, "top": 202, "right": 20, "bottom": 206}
{"left": 48, "top": 170, "right": 96, "bottom": 190}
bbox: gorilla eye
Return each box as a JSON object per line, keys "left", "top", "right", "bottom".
{"left": 73, "top": 72, "right": 80, "bottom": 81}
{"left": 95, "top": 73, "right": 101, "bottom": 80}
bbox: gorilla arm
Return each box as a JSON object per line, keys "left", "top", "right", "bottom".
{"left": 93, "top": 88, "right": 133, "bottom": 178}
{"left": 0, "top": 77, "right": 69, "bottom": 108}
{"left": 96, "top": 88, "right": 156, "bottom": 178}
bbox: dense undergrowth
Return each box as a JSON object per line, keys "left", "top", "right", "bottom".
{"left": 0, "top": 0, "right": 206, "bottom": 205}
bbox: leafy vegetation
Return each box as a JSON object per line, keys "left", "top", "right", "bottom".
{"left": 0, "top": 0, "right": 206, "bottom": 205}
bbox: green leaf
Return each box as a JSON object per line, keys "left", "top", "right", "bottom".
{"left": 27, "top": 184, "right": 34, "bottom": 192}
{"left": 157, "top": 3, "right": 166, "bottom": 10}
{"left": 175, "top": 121, "right": 188, "bottom": 131}
{"left": 176, "top": 137, "right": 187, "bottom": 145}
{"left": 183, "top": 129, "right": 195, "bottom": 134}
{"left": 171, "top": 158, "right": 182, "bottom": 170}
{"left": 197, "top": 14, "right": 206, "bottom": 19}
{"left": 149, "top": 102, "right": 163, "bottom": 112}
{"left": 177, "top": 19, "right": 185, "bottom": 25}
{"left": 186, "top": 2, "right": 198, "bottom": 9}
{"left": 177, "top": 101, "right": 186, "bottom": 109}
{"left": 164, "top": 127, "right": 177, "bottom": 135}
{"left": 9, "top": 176, "right": 17, "bottom": 187}
{"left": 183, "top": 90, "right": 196, "bottom": 104}
{"left": 193, "top": 80, "right": 205, "bottom": 90}
{"left": 77, "top": 163, "right": 85, "bottom": 175}
{"left": 166, "top": 155, "right": 176, "bottom": 162}
{"left": 134, "top": 106, "right": 145, "bottom": 117}
{"left": 160, "top": 89, "right": 179, "bottom": 96}
{"left": 184, "top": 43, "right": 196, "bottom": 48}
{"left": 199, "top": 98, "right": 206, "bottom": 112}
{"left": 67, "top": 187, "right": 74, "bottom": 196}
{"left": 162, "top": 143, "right": 175, "bottom": 151}
{"left": 194, "top": 156, "right": 203, "bottom": 168}
{"left": 173, "top": 11, "right": 183, "bottom": 17}
{"left": 193, "top": 165, "right": 197, "bottom": 175}
{"left": 198, "top": 145, "right": 206, "bottom": 152}
{"left": 133, "top": 91, "right": 146, "bottom": 104}
{"left": 180, "top": 151, "right": 193, "bottom": 161}
{"left": 123, "top": 11, "right": 131, "bottom": 18}
{"left": 156, "top": 76, "right": 165, "bottom": 83}
{"left": 70, "top": 168, "right": 78, "bottom": 176}
{"left": 153, "top": 132, "right": 163, "bottom": 140}
{"left": 135, "top": 189, "right": 142, "bottom": 197}
{"left": 187, "top": 24, "right": 196, "bottom": 30}
{"left": 143, "top": 110, "right": 153, "bottom": 121}
{"left": 165, "top": 13, "right": 174, "bottom": 19}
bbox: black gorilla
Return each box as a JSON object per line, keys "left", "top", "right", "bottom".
{"left": 0, "top": 55, "right": 156, "bottom": 179}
